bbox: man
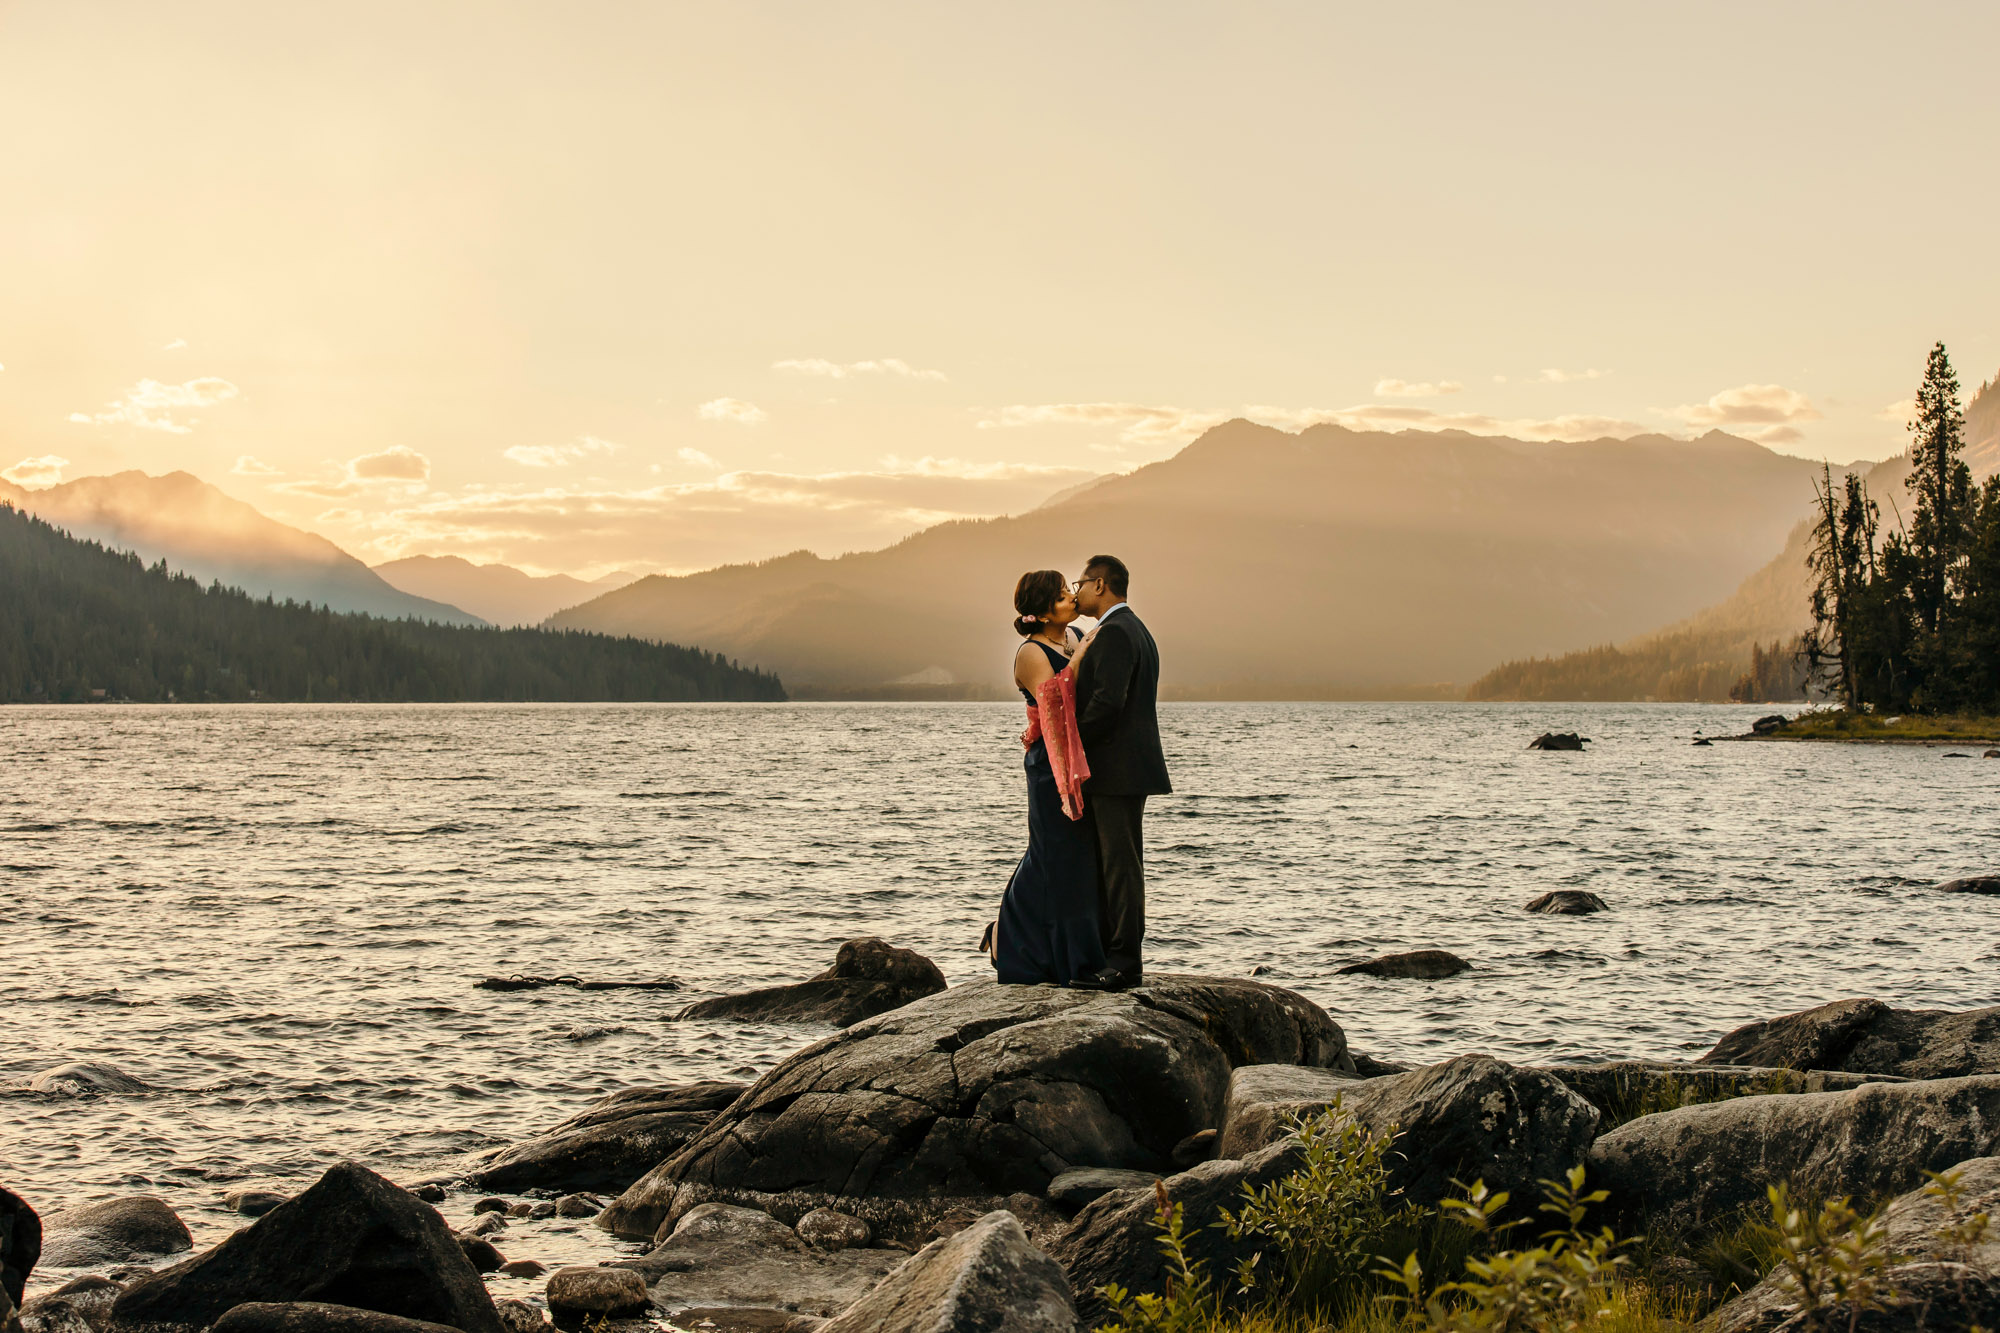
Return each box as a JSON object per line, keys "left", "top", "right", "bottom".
{"left": 1069, "top": 554, "right": 1170, "bottom": 990}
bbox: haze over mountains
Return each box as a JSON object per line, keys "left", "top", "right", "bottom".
{"left": 0, "top": 471, "right": 483, "bottom": 626}
{"left": 551, "top": 420, "right": 1840, "bottom": 698}
{"left": 373, "top": 555, "right": 638, "bottom": 628}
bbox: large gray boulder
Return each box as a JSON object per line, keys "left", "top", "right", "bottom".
{"left": 1699, "top": 999, "right": 2000, "bottom": 1080}
{"left": 40, "top": 1199, "right": 191, "bottom": 1268}
{"left": 600, "top": 976, "right": 1349, "bottom": 1245}
{"left": 1215, "top": 1064, "right": 1359, "bottom": 1158}
{"left": 110, "top": 1163, "right": 501, "bottom": 1333}
{"left": 675, "top": 938, "right": 948, "bottom": 1028}
{"left": 822, "top": 1211, "right": 1078, "bottom": 1333}
{"left": 1216, "top": 1055, "right": 1598, "bottom": 1209}
{"left": 1589, "top": 1075, "right": 2000, "bottom": 1235}
{"left": 1708, "top": 1155, "right": 2000, "bottom": 1333}
{"left": 1061, "top": 1056, "right": 1597, "bottom": 1327}
{"left": 468, "top": 1081, "right": 746, "bottom": 1194}
{"left": 611, "top": 1203, "right": 902, "bottom": 1326}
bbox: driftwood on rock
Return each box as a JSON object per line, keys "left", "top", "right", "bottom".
{"left": 598, "top": 975, "right": 1350, "bottom": 1246}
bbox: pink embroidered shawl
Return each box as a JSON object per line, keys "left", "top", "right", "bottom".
{"left": 1021, "top": 665, "right": 1090, "bottom": 820}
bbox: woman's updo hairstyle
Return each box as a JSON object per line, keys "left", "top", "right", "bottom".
{"left": 1013, "top": 569, "right": 1065, "bottom": 637}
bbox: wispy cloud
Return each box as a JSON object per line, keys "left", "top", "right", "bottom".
{"left": 1374, "top": 379, "right": 1463, "bottom": 398}
{"left": 697, "top": 397, "right": 767, "bottom": 424}
{"left": 271, "top": 446, "right": 431, "bottom": 498}
{"left": 773, "top": 357, "right": 947, "bottom": 382}
{"left": 68, "top": 377, "right": 240, "bottom": 434}
{"left": 504, "top": 435, "right": 618, "bottom": 468}
{"left": 676, "top": 447, "right": 721, "bottom": 469}
{"left": 230, "top": 455, "right": 280, "bottom": 476}
{"left": 325, "top": 459, "right": 1099, "bottom": 574}
{"left": 2, "top": 455, "right": 70, "bottom": 487}
{"left": 1669, "top": 383, "right": 1821, "bottom": 445}
{"left": 1540, "top": 368, "right": 1607, "bottom": 383}
{"left": 977, "top": 402, "right": 1229, "bottom": 445}
{"left": 1875, "top": 398, "right": 1915, "bottom": 424}
{"left": 1246, "top": 404, "right": 1644, "bottom": 442}
{"left": 161, "top": 338, "right": 187, "bottom": 351}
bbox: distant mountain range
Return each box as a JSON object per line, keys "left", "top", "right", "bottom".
{"left": 549, "top": 420, "right": 1839, "bottom": 698}
{"left": 1467, "top": 371, "right": 2000, "bottom": 701}
{"left": 373, "top": 554, "right": 638, "bottom": 627}
{"left": 0, "top": 471, "right": 483, "bottom": 626}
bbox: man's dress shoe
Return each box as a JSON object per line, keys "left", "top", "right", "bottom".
{"left": 1068, "top": 967, "right": 1141, "bottom": 991}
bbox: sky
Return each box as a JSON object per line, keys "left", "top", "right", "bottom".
{"left": 3, "top": 2, "right": 1997, "bottom": 576}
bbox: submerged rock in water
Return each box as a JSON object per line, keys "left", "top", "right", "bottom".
{"left": 24, "top": 1065, "right": 151, "bottom": 1098}
{"left": 1335, "top": 949, "right": 1470, "bottom": 979}
{"left": 1589, "top": 1075, "right": 2000, "bottom": 1234}
{"left": 612, "top": 1203, "right": 901, "bottom": 1326}
{"left": 209, "top": 1305, "right": 464, "bottom": 1333}
{"left": 543, "top": 1268, "right": 647, "bottom": 1329}
{"left": 1528, "top": 732, "right": 1588, "bottom": 750}
{"left": 469, "top": 1082, "right": 746, "bottom": 1195}
{"left": 220, "top": 1191, "right": 288, "bottom": 1219}
{"left": 598, "top": 975, "right": 1351, "bottom": 1246}
{"left": 1524, "top": 891, "right": 1607, "bottom": 914}
{"left": 821, "top": 1211, "right": 1078, "bottom": 1333}
{"left": 1699, "top": 998, "right": 2000, "bottom": 1079}
{"left": 110, "top": 1163, "right": 501, "bottom": 1333}
{"left": 674, "top": 938, "right": 948, "bottom": 1028}
{"left": 40, "top": 1198, "right": 191, "bottom": 1268}
{"left": 1939, "top": 875, "right": 2000, "bottom": 894}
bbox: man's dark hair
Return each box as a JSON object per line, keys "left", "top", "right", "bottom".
{"left": 1084, "top": 554, "right": 1129, "bottom": 598}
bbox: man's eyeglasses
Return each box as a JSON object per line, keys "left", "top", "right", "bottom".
{"left": 1071, "top": 576, "right": 1102, "bottom": 592}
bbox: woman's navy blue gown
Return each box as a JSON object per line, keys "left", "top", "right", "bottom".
{"left": 994, "top": 640, "right": 1106, "bottom": 985}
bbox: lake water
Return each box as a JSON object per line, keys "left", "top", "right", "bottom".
{"left": 4, "top": 701, "right": 1997, "bottom": 1283}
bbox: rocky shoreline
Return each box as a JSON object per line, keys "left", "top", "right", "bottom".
{"left": 10, "top": 937, "right": 2000, "bottom": 1333}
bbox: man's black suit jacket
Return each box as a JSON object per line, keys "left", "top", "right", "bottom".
{"left": 1074, "top": 607, "right": 1171, "bottom": 796}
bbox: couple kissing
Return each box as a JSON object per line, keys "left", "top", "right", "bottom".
{"left": 985, "top": 554, "right": 1170, "bottom": 992}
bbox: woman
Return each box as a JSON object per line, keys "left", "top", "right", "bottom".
{"left": 989, "top": 570, "right": 1106, "bottom": 985}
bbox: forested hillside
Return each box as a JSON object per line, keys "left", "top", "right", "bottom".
{"left": 0, "top": 504, "right": 784, "bottom": 704}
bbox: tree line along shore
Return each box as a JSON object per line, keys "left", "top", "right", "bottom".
{"left": 0, "top": 504, "right": 786, "bottom": 705}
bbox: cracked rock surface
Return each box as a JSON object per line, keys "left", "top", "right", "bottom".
{"left": 467, "top": 1082, "right": 747, "bottom": 1195}
{"left": 598, "top": 976, "right": 1349, "bottom": 1245}
{"left": 1699, "top": 998, "right": 2000, "bottom": 1080}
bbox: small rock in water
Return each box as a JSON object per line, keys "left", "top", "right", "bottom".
{"left": 1336, "top": 949, "right": 1471, "bottom": 979}
{"left": 1750, "top": 714, "right": 1788, "bottom": 735}
{"left": 25, "top": 1063, "right": 152, "bottom": 1098}
{"left": 1944, "top": 751, "right": 1972, "bottom": 758}
{"left": 1691, "top": 737, "right": 1712, "bottom": 746}
{"left": 524, "top": 1202, "right": 555, "bottom": 1221}
{"left": 1938, "top": 876, "right": 2000, "bottom": 895}
{"left": 1527, "top": 732, "right": 1588, "bottom": 751}
{"left": 1172, "top": 1128, "right": 1218, "bottom": 1168}
{"left": 794, "top": 1208, "right": 871, "bottom": 1252}
{"left": 1985, "top": 749, "right": 2000, "bottom": 759}
{"left": 222, "top": 1191, "right": 288, "bottom": 1218}
{"left": 1525, "top": 890, "right": 1608, "bottom": 915}
{"left": 1246, "top": 964, "right": 1271, "bottom": 976}
{"left": 503, "top": 1203, "right": 533, "bottom": 1219}
{"left": 40, "top": 1197, "right": 192, "bottom": 1267}
{"left": 544, "top": 1268, "right": 648, "bottom": 1328}
{"left": 466, "top": 1213, "right": 508, "bottom": 1238}
{"left": 495, "top": 1261, "right": 546, "bottom": 1280}
{"left": 472, "top": 1198, "right": 509, "bottom": 1216}
{"left": 551, "top": 1195, "right": 600, "bottom": 1219}
{"left": 455, "top": 1235, "right": 505, "bottom": 1274}
{"left": 492, "top": 1301, "right": 547, "bottom": 1333}
{"left": 407, "top": 1185, "right": 448, "bottom": 1205}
